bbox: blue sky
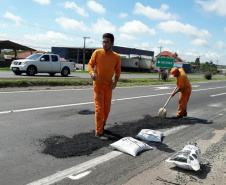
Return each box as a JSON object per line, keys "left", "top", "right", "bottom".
{"left": 0, "top": 0, "right": 226, "bottom": 65}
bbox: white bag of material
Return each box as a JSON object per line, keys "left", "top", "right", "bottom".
{"left": 182, "top": 143, "right": 202, "bottom": 163}
{"left": 110, "top": 137, "right": 152, "bottom": 157}
{"left": 136, "top": 129, "right": 163, "bottom": 142}
{"left": 166, "top": 142, "right": 202, "bottom": 171}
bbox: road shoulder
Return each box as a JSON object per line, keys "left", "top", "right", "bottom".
{"left": 124, "top": 126, "right": 226, "bottom": 185}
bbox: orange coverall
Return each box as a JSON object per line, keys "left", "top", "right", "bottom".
{"left": 176, "top": 68, "right": 192, "bottom": 116}
{"left": 88, "top": 49, "right": 121, "bottom": 135}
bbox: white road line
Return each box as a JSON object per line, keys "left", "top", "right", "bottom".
{"left": 68, "top": 170, "right": 92, "bottom": 180}
{"left": 0, "top": 102, "right": 94, "bottom": 114}
{"left": 27, "top": 125, "right": 188, "bottom": 185}
{"left": 0, "top": 93, "right": 171, "bottom": 114}
{"left": 1, "top": 86, "right": 226, "bottom": 115}
{"left": 192, "top": 86, "right": 226, "bottom": 92}
{"left": 27, "top": 151, "right": 122, "bottom": 185}
{"left": 116, "top": 93, "right": 168, "bottom": 101}
{"left": 0, "top": 88, "right": 92, "bottom": 94}
{"left": 210, "top": 92, "right": 226, "bottom": 97}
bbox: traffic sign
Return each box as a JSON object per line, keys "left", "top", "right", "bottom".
{"left": 156, "top": 57, "right": 174, "bottom": 68}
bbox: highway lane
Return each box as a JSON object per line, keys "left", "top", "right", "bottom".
{"left": 1, "top": 69, "right": 225, "bottom": 79}
{"left": 0, "top": 81, "right": 226, "bottom": 184}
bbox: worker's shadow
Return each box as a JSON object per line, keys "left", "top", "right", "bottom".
{"left": 185, "top": 117, "right": 213, "bottom": 124}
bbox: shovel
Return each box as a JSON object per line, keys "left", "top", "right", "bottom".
{"left": 157, "top": 86, "right": 177, "bottom": 118}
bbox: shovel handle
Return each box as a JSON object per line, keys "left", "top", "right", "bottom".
{"left": 162, "top": 86, "right": 178, "bottom": 109}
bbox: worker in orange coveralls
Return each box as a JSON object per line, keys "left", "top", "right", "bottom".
{"left": 170, "top": 67, "right": 192, "bottom": 118}
{"left": 88, "top": 33, "right": 121, "bottom": 140}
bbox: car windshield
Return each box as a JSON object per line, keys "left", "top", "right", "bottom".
{"left": 26, "top": 53, "right": 42, "bottom": 60}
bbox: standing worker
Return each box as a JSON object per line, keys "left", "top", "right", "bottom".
{"left": 88, "top": 33, "right": 121, "bottom": 140}
{"left": 170, "top": 67, "right": 192, "bottom": 118}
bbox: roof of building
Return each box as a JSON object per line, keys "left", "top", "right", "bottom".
{"left": 0, "top": 40, "right": 36, "bottom": 51}
{"left": 8, "top": 51, "right": 37, "bottom": 59}
{"left": 156, "top": 51, "right": 185, "bottom": 63}
{"left": 8, "top": 51, "right": 68, "bottom": 61}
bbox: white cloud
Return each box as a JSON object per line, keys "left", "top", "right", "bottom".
{"left": 196, "top": 0, "right": 226, "bottom": 17}
{"left": 158, "top": 39, "right": 174, "bottom": 45}
{"left": 3, "top": 12, "right": 24, "bottom": 26}
{"left": 34, "top": 23, "right": 40, "bottom": 29}
{"left": 87, "top": 1, "right": 106, "bottom": 14}
{"left": 204, "top": 52, "right": 219, "bottom": 60}
{"left": 91, "top": 18, "right": 115, "bottom": 34}
{"left": 0, "top": 23, "right": 6, "bottom": 28}
{"left": 23, "top": 31, "right": 72, "bottom": 49}
{"left": 169, "top": 48, "right": 222, "bottom": 63}
{"left": 56, "top": 17, "right": 87, "bottom": 31}
{"left": 157, "top": 21, "right": 211, "bottom": 39}
{"left": 118, "top": 33, "right": 136, "bottom": 41}
{"left": 139, "top": 42, "right": 153, "bottom": 50}
{"left": 0, "top": 33, "right": 8, "bottom": 37}
{"left": 215, "top": 41, "right": 226, "bottom": 49}
{"left": 133, "top": 2, "right": 178, "bottom": 20}
{"left": 33, "top": 0, "right": 50, "bottom": 5}
{"left": 24, "top": 31, "right": 68, "bottom": 42}
{"left": 64, "top": 2, "right": 88, "bottom": 17}
{"left": 119, "top": 13, "right": 128, "bottom": 18}
{"left": 119, "top": 20, "right": 156, "bottom": 35}
{"left": 190, "top": 39, "right": 210, "bottom": 47}
{"left": 224, "top": 27, "right": 226, "bottom": 32}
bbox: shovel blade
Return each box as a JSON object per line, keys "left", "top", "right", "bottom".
{"left": 157, "top": 108, "right": 167, "bottom": 118}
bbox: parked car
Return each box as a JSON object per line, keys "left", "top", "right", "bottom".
{"left": 10, "top": 53, "right": 75, "bottom": 76}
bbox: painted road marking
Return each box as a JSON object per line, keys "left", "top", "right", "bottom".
{"left": 27, "top": 125, "right": 189, "bottom": 185}
{"left": 0, "top": 102, "right": 94, "bottom": 114}
{"left": 192, "top": 86, "right": 226, "bottom": 92}
{"left": 1, "top": 86, "right": 226, "bottom": 114}
{"left": 210, "top": 92, "right": 226, "bottom": 97}
{"left": 68, "top": 170, "right": 92, "bottom": 180}
{"left": 0, "top": 93, "right": 170, "bottom": 114}
{"left": 27, "top": 151, "right": 122, "bottom": 185}
{"left": 154, "top": 87, "right": 172, "bottom": 90}
{"left": 0, "top": 88, "right": 93, "bottom": 94}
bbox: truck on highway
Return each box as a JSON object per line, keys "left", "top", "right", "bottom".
{"left": 10, "top": 53, "right": 75, "bottom": 76}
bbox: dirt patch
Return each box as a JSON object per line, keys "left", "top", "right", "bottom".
{"left": 40, "top": 115, "right": 195, "bottom": 158}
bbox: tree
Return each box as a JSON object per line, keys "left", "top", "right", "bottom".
{"left": 200, "top": 61, "right": 217, "bottom": 74}
{"left": 194, "top": 57, "right": 200, "bottom": 72}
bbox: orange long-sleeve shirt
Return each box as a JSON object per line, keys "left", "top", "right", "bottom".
{"left": 176, "top": 68, "right": 192, "bottom": 93}
{"left": 88, "top": 49, "right": 121, "bottom": 86}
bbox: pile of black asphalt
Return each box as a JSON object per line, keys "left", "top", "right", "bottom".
{"left": 40, "top": 115, "right": 196, "bottom": 158}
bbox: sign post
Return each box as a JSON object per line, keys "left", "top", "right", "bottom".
{"left": 156, "top": 57, "right": 175, "bottom": 81}
{"left": 156, "top": 57, "right": 174, "bottom": 68}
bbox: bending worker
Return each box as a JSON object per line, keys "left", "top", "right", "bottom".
{"left": 170, "top": 67, "right": 192, "bottom": 118}
{"left": 88, "top": 33, "right": 121, "bottom": 140}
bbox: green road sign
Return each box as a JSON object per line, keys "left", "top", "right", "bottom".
{"left": 156, "top": 57, "right": 174, "bottom": 68}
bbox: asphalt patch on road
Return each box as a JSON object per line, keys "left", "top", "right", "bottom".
{"left": 77, "top": 109, "right": 95, "bottom": 115}
{"left": 40, "top": 115, "right": 196, "bottom": 158}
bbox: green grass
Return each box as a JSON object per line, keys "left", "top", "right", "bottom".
{"left": 0, "top": 79, "right": 93, "bottom": 88}
{"left": 1, "top": 77, "right": 226, "bottom": 88}
{"left": 0, "top": 67, "right": 10, "bottom": 70}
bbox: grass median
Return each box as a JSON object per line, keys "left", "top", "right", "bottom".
{"left": 0, "top": 77, "right": 226, "bottom": 88}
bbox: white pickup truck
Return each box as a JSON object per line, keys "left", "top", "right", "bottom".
{"left": 10, "top": 53, "right": 75, "bottom": 76}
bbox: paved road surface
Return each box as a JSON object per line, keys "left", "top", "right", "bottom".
{"left": 0, "top": 70, "right": 225, "bottom": 79}
{"left": 0, "top": 80, "right": 226, "bottom": 184}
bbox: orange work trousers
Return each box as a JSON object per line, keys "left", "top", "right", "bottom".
{"left": 94, "top": 85, "right": 112, "bottom": 135}
{"left": 177, "top": 91, "right": 191, "bottom": 116}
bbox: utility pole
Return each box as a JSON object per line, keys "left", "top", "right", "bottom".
{"left": 158, "top": 45, "right": 163, "bottom": 53}
{"left": 83, "top": 37, "right": 90, "bottom": 71}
